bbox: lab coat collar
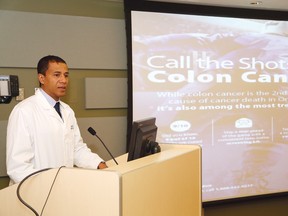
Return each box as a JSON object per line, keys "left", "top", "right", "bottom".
{"left": 35, "top": 88, "right": 70, "bottom": 121}
{"left": 35, "top": 88, "right": 69, "bottom": 110}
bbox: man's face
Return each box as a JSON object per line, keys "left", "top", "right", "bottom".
{"left": 38, "top": 61, "right": 69, "bottom": 101}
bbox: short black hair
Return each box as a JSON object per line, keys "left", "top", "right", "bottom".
{"left": 37, "top": 55, "right": 66, "bottom": 75}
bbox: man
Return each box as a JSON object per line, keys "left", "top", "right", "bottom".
{"left": 6, "top": 55, "right": 107, "bottom": 184}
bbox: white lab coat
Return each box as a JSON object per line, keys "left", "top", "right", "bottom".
{"left": 6, "top": 89, "right": 103, "bottom": 184}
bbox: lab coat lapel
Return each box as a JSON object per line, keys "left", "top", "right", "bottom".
{"left": 35, "top": 89, "right": 62, "bottom": 120}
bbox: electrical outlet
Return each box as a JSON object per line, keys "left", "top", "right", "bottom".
{"left": 16, "top": 88, "right": 24, "bottom": 101}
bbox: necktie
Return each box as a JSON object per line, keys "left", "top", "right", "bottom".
{"left": 54, "top": 102, "right": 62, "bottom": 118}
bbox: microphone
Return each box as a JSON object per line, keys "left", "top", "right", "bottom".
{"left": 87, "top": 127, "right": 118, "bottom": 165}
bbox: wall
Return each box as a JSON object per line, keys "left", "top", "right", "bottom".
{"left": 204, "top": 195, "right": 288, "bottom": 216}
{"left": 0, "top": 10, "right": 126, "bottom": 69}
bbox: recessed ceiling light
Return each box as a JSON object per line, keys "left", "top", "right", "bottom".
{"left": 250, "top": 1, "right": 263, "bottom": 5}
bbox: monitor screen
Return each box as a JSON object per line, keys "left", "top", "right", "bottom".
{"left": 124, "top": 0, "right": 288, "bottom": 203}
{"left": 127, "top": 117, "right": 160, "bottom": 161}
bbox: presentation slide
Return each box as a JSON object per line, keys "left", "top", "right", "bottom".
{"left": 130, "top": 11, "right": 288, "bottom": 202}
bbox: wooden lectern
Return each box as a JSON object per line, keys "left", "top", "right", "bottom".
{"left": 0, "top": 144, "right": 201, "bottom": 216}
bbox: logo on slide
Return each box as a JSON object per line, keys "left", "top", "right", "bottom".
{"left": 235, "top": 118, "right": 253, "bottom": 128}
{"left": 170, "top": 120, "right": 191, "bottom": 132}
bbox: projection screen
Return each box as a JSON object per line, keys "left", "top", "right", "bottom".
{"left": 124, "top": 1, "right": 288, "bottom": 203}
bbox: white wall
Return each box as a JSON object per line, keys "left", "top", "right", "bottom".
{"left": 0, "top": 121, "right": 8, "bottom": 176}
{"left": 77, "top": 117, "right": 127, "bottom": 162}
{"left": 0, "top": 10, "right": 126, "bottom": 69}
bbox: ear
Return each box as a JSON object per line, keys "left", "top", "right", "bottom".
{"left": 38, "top": 73, "right": 45, "bottom": 85}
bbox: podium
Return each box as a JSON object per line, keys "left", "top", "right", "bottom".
{"left": 0, "top": 144, "right": 201, "bottom": 216}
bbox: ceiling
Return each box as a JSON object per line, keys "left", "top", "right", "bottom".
{"left": 0, "top": 0, "right": 287, "bottom": 18}
{"left": 0, "top": 0, "right": 124, "bottom": 18}
{"left": 150, "top": 0, "right": 288, "bottom": 11}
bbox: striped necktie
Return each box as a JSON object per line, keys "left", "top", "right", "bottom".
{"left": 54, "top": 102, "right": 62, "bottom": 118}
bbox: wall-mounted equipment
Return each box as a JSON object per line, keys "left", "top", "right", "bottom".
{"left": 0, "top": 75, "right": 19, "bottom": 104}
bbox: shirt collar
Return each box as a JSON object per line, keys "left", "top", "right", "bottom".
{"left": 39, "top": 88, "right": 60, "bottom": 107}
